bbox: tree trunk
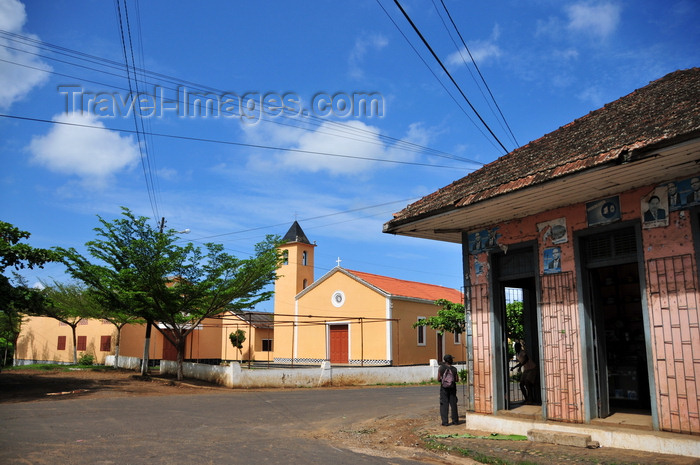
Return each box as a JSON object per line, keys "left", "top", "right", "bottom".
{"left": 141, "top": 321, "right": 152, "bottom": 375}
{"left": 176, "top": 339, "right": 185, "bottom": 381}
{"left": 71, "top": 325, "right": 78, "bottom": 364}
{"left": 114, "top": 326, "right": 122, "bottom": 369}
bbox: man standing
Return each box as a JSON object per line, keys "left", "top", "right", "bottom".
{"left": 438, "top": 354, "right": 459, "bottom": 426}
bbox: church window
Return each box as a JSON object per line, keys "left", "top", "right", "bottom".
{"left": 282, "top": 250, "right": 288, "bottom": 265}
{"left": 302, "top": 251, "right": 308, "bottom": 266}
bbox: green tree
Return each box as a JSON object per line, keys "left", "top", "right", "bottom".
{"left": 58, "top": 208, "right": 284, "bottom": 380}
{"left": 0, "top": 221, "right": 57, "bottom": 367}
{"left": 413, "top": 298, "right": 466, "bottom": 335}
{"left": 39, "top": 281, "right": 98, "bottom": 364}
{"left": 229, "top": 329, "right": 246, "bottom": 361}
{"left": 505, "top": 301, "right": 524, "bottom": 343}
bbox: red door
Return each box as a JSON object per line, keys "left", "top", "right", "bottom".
{"left": 162, "top": 330, "right": 179, "bottom": 361}
{"left": 329, "top": 325, "right": 349, "bottom": 364}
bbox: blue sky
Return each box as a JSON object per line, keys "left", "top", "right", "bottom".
{"left": 1, "top": 0, "right": 698, "bottom": 310}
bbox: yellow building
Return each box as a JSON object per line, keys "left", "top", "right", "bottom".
{"left": 274, "top": 222, "right": 464, "bottom": 366}
{"left": 15, "top": 310, "right": 274, "bottom": 366}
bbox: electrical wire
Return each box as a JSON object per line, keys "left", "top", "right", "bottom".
{"left": 436, "top": 0, "right": 519, "bottom": 148}
{"left": 390, "top": 0, "right": 510, "bottom": 154}
{"left": 0, "top": 113, "right": 475, "bottom": 170}
{"left": 0, "top": 29, "right": 482, "bottom": 166}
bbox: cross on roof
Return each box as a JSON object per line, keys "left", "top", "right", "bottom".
{"left": 336, "top": 257, "right": 342, "bottom": 267}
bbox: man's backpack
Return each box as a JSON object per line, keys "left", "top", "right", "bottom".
{"left": 441, "top": 366, "right": 455, "bottom": 388}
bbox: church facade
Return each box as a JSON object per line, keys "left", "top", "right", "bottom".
{"left": 273, "top": 221, "right": 463, "bottom": 366}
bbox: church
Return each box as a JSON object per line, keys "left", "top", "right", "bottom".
{"left": 273, "top": 221, "right": 463, "bottom": 366}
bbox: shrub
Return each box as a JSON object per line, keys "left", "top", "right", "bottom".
{"left": 78, "top": 353, "right": 95, "bottom": 366}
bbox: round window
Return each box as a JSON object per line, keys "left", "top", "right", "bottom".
{"left": 331, "top": 290, "right": 345, "bottom": 307}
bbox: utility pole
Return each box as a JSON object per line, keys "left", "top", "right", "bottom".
{"left": 140, "top": 217, "right": 165, "bottom": 376}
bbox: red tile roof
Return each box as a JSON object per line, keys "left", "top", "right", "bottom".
{"left": 346, "top": 269, "right": 463, "bottom": 303}
{"left": 385, "top": 68, "right": 700, "bottom": 228}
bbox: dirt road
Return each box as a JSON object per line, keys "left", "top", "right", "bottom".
{"left": 1, "top": 367, "right": 696, "bottom": 464}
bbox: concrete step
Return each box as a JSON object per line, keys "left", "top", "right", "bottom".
{"left": 528, "top": 429, "right": 600, "bottom": 449}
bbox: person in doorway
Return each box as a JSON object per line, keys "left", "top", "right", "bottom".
{"left": 511, "top": 342, "right": 538, "bottom": 404}
{"left": 437, "top": 354, "right": 459, "bottom": 426}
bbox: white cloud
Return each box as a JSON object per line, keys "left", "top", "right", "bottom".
{"left": 0, "top": 0, "right": 52, "bottom": 109}
{"left": 566, "top": 2, "right": 621, "bottom": 39}
{"left": 28, "top": 112, "right": 141, "bottom": 189}
{"left": 348, "top": 33, "right": 388, "bottom": 79}
{"left": 446, "top": 25, "right": 501, "bottom": 68}
{"left": 243, "top": 120, "right": 432, "bottom": 177}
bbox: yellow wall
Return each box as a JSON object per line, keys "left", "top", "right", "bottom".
{"left": 16, "top": 316, "right": 118, "bottom": 365}
{"left": 17, "top": 314, "right": 276, "bottom": 365}
{"left": 275, "top": 270, "right": 462, "bottom": 365}
{"left": 274, "top": 241, "right": 315, "bottom": 361}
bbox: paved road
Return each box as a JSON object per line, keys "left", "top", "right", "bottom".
{"left": 0, "top": 385, "right": 439, "bottom": 464}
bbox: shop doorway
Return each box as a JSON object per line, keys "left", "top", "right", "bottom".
{"left": 492, "top": 245, "right": 541, "bottom": 410}
{"left": 582, "top": 228, "right": 651, "bottom": 418}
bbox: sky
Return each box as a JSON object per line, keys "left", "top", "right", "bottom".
{"left": 1, "top": 0, "right": 698, "bottom": 311}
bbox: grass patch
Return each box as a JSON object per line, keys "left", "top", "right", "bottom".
{"left": 5, "top": 363, "right": 115, "bottom": 372}
{"left": 428, "top": 432, "right": 528, "bottom": 441}
{"left": 424, "top": 438, "right": 536, "bottom": 465}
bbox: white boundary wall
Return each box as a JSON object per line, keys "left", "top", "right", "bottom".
{"left": 157, "top": 359, "right": 465, "bottom": 388}
{"left": 105, "top": 355, "right": 142, "bottom": 370}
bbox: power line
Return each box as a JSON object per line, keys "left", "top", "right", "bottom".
{"left": 0, "top": 113, "right": 475, "bottom": 170}
{"left": 373, "top": 0, "right": 504, "bottom": 155}
{"left": 436, "top": 0, "right": 519, "bottom": 148}
{"left": 390, "top": 0, "right": 510, "bottom": 154}
{"left": 0, "top": 28, "right": 483, "bottom": 167}
{"left": 114, "top": 0, "right": 160, "bottom": 221}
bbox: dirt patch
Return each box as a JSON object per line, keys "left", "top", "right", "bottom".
{"left": 324, "top": 416, "right": 700, "bottom": 465}
{"left": 0, "top": 366, "right": 228, "bottom": 403}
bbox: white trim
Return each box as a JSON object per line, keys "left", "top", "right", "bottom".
{"left": 331, "top": 290, "right": 345, "bottom": 307}
{"left": 385, "top": 297, "right": 392, "bottom": 363}
{"left": 326, "top": 321, "right": 352, "bottom": 363}
{"left": 293, "top": 300, "right": 299, "bottom": 359}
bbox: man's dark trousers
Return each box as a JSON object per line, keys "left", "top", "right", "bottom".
{"left": 440, "top": 386, "right": 459, "bottom": 425}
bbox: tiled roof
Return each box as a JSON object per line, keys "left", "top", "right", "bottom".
{"left": 386, "top": 68, "right": 700, "bottom": 227}
{"left": 346, "top": 269, "right": 463, "bottom": 303}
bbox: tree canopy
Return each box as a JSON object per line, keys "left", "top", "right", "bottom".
{"left": 413, "top": 298, "right": 466, "bottom": 335}
{"left": 58, "top": 208, "right": 284, "bottom": 379}
{"left": 0, "top": 221, "right": 57, "bottom": 366}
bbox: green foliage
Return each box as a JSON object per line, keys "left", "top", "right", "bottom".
{"left": 229, "top": 329, "right": 246, "bottom": 349}
{"left": 505, "top": 301, "right": 524, "bottom": 342}
{"left": 0, "top": 222, "right": 57, "bottom": 364}
{"left": 412, "top": 298, "right": 465, "bottom": 335}
{"left": 78, "top": 353, "right": 95, "bottom": 366}
{"left": 458, "top": 368, "right": 468, "bottom": 383}
{"left": 57, "top": 207, "right": 284, "bottom": 380}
